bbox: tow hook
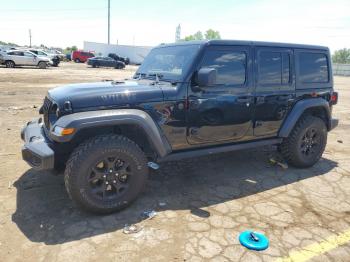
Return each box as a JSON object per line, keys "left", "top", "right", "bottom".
{"left": 148, "top": 162, "right": 160, "bottom": 170}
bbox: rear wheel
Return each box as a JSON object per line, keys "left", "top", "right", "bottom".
{"left": 280, "top": 115, "right": 327, "bottom": 168}
{"left": 74, "top": 58, "right": 81, "bottom": 63}
{"left": 64, "top": 134, "right": 148, "bottom": 214}
{"left": 5, "top": 60, "right": 15, "bottom": 68}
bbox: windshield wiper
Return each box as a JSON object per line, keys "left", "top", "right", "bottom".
{"left": 147, "top": 73, "right": 164, "bottom": 83}
{"left": 133, "top": 72, "right": 147, "bottom": 79}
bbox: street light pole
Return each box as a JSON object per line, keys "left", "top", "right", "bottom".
{"left": 108, "top": 0, "right": 110, "bottom": 45}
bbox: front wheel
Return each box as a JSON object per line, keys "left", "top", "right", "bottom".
{"left": 280, "top": 115, "right": 327, "bottom": 168}
{"left": 38, "top": 61, "right": 47, "bottom": 69}
{"left": 64, "top": 134, "right": 148, "bottom": 214}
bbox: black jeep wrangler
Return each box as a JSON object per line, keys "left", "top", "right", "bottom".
{"left": 21, "top": 40, "right": 338, "bottom": 214}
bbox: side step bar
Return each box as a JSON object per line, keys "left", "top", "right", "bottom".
{"left": 158, "top": 138, "right": 282, "bottom": 162}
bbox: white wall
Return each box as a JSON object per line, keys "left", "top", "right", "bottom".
{"left": 83, "top": 41, "right": 153, "bottom": 64}
{"left": 333, "top": 63, "right": 350, "bottom": 76}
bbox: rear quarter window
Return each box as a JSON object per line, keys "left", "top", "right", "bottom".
{"left": 298, "top": 53, "right": 329, "bottom": 83}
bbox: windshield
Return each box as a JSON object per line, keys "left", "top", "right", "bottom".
{"left": 135, "top": 44, "right": 200, "bottom": 81}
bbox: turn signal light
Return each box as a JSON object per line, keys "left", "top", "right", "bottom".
{"left": 61, "top": 128, "right": 75, "bottom": 135}
{"left": 53, "top": 126, "right": 75, "bottom": 136}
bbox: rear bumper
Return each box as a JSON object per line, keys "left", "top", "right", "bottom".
{"left": 330, "top": 118, "right": 339, "bottom": 131}
{"left": 21, "top": 118, "right": 54, "bottom": 170}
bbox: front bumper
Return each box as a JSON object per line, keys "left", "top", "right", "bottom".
{"left": 330, "top": 118, "right": 339, "bottom": 131}
{"left": 21, "top": 118, "right": 54, "bottom": 170}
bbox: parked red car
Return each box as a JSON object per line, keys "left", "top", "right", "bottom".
{"left": 71, "top": 51, "right": 94, "bottom": 63}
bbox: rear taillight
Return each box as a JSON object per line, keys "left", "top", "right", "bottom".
{"left": 330, "top": 92, "right": 338, "bottom": 105}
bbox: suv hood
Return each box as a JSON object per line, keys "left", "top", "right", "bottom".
{"left": 48, "top": 80, "right": 164, "bottom": 111}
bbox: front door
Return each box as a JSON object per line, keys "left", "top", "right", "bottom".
{"left": 253, "top": 47, "right": 296, "bottom": 137}
{"left": 187, "top": 45, "right": 254, "bottom": 145}
{"left": 23, "top": 52, "right": 37, "bottom": 65}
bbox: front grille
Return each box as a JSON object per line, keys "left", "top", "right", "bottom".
{"left": 42, "top": 96, "right": 52, "bottom": 129}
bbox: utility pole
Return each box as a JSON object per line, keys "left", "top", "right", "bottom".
{"left": 108, "top": 0, "right": 110, "bottom": 44}
{"left": 29, "top": 29, "right": 32, "bottom": 47}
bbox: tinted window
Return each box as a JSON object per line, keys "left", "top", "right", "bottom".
{"left": 8, "top": 51, "right": 23, "bottom": 56}
{"left": 282, "top": 53, "right": 290, "bottom": 84}
{"left": 259, "top": 52, "right": 281, "bottom": 84}
{"left": 200, "top": 50, "right": 246, "bottom": 86}
{"left": 258, "top": 51, "right": 291, "bottom": 85}
{"left": 299, "top": 53, "right": 328, "bottom": 83}
{"left": 23, "top": 52, "right": 34, "bottom": 57}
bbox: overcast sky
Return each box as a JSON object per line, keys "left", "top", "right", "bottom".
{"left": 0, "top": 0, "right": 349, "bottom": 52}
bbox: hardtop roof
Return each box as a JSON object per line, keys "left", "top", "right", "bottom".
{"left": 158, "top": 39, "right": 329, "bottom": 51}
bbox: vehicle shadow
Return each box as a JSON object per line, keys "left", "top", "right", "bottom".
{"left": 12, "top": 146, "right": 338, "bottom": 245}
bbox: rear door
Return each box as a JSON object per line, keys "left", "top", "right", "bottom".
{"left": 8, "top": 51, "right": 26, "bottom": 65}
{"left": 253, "top": 47, "right": 296, "bottom": 137}
{"left": 187, "top": 45, "right": 255, "bottom": 145}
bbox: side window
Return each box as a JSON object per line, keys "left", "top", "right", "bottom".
{"left": 299, "top": 53, "right": 329, "bottom": 83}
{"left": 200, "top": 49, "right": 246, "bottom": 86}
{"left": 258, "top": 52, "right": 281, "bottom": 84}
{"left": 282, "top": 53, "right": 290, "bottom": 84}
{"left": 8, "top": 51, "right": 23, "bottom": 56}
{"left": 24, "top": 52, "right": 34, "bottom": 57}
{"left": 258, "top": 51, "right": 291, "bottom": 85}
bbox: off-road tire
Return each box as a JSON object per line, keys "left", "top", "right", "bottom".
{"left": 5, "top": 60, "right": 15, "bottom": 68}
{"left": 38, "top": 61, "right": 47, "bottom": 69}
{"left": 280, "top": 115, "right": 327, "bottom": 168}
{"left": 64, "top": 134, "right": 148, "bottom": 214}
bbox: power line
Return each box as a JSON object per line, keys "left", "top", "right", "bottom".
{"left": 0, "top": 7, "right": 106, "bottom": 12}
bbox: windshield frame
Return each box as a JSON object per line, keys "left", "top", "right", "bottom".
{"left": 134, "top": 44, "right": 202, "bottom": 82}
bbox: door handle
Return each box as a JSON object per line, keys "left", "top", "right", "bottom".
{"left": 237, "top": 97, "right": 252, "bottom": 103}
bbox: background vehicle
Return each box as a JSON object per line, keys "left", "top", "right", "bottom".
{"left": 71, "top": 50, "right": 94, "bottom": 63}
{"left": 27, "top": 49, "right": 60, "bottom": 67}
{"left": 65, "top": 53, "right": 71, "bottom": 61}
{"left": 47, "top": 49, "right": 65, "bottom": 60}
{"left": 87, "top": 56, "right": 125, "bottom": 69}
{"left": 21, "top": 40, "right": 338, "bottom": 214}
{"left": 1, "top": 50, "right": 51, "bottom": 69}
{"left": 108, "top": 53, "right": 130, "bottom": 65}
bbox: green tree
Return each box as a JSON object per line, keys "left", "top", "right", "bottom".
{"left": 332, "top": 48, "right": 350, "bottom": 64}
{"left": 205, "top": 29, "right": 221, "bottom": 40}
{"left": 183, "top": 29, "right": 221, "bottom": 41}
{"left": 63, "top": 45, "right": 78, "bottom": 54}
{"left": 184, "top": 31, "right": 204, "bottom": 41}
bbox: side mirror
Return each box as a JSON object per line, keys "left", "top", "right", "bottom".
{"left": 197, "top": 67, "right": 217, "bottom": 87}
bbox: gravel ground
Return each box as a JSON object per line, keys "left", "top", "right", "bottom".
{"left": 0, "top": 62, "right": 349, "bottom": 262}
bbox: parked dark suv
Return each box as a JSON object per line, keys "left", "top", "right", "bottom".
{"left": 21, "top": 40, "right": 338, "bottom": 214}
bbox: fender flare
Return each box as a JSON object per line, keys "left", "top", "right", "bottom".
{"left": 278, "top": 98, "right": 331, "bottom": 138}
{"left": 49, "top": 109, "right": 172, "bottom": 158}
